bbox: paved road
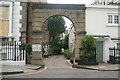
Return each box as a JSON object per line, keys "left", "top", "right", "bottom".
{"left": 3, "top": 55, "right": 119, "bottom": 78}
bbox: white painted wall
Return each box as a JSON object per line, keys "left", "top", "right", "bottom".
{"left": 12, "top": 2, "right": 22, "bottom": 42}
{"left": 0, "top": 2, "right": 24, "bottom": 65}
{"left": 0, "top": 2, "right": 21, "bottom": 42}
{"left": 69, "top": 24, "right": 75, "bottom": 54}
{"left": 0, "top": 61, "right": 25, "bottom": 66}
{"left": 86, "top": 5, "right": 119, "bottom": 62}
{"left": 86, "top": 5, "right": 118, "bottom": 38}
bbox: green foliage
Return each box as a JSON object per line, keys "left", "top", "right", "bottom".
{"left": 25, "top": 43, "right": 32, "bottom": 64}
{"left": 49, "top": 35, "right": 62, "bottom": 55}
{"left": 81, "top": 35, "right": 97, "bottom": 62}
{"left": 48, "top": 16, "right": 66, "bottom": 35}
{"left": 62, "top": 34, "right": 69, "bottom": 49}
{"left": 64, "top": 49, "right": 71, "bottom": 59}
{"left": 48, "top": 47, "right": 54, "bottom": 56}
{"left": 81, "top": 35, "right": 96, "bottom": 53}
{"left": 84, "top": 53, "right": 95, "bottom": 62}
{"left": 47, "top": 16, "right": 66, "bottom": 55}
{"left": 26, "top": 44, "right": 32, "bottom": 55}
{"left": 70, "top": 54, "right": 74, "bottom": 60}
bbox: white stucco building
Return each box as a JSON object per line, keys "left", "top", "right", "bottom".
{"left": 0, "top": 1, "right": 22, "bottom": 42}
{"left": 0, "top": 2, "right": 25, "bottom": 65}
{"left": 92, "top": 0, "right": 119, "bottom": 5}
{"left": 86, "top": 5, "right": 119, "bottom": 62}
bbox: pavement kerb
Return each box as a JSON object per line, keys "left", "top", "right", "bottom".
{"left": 0, "top": 65, "right": 45, "bottom": 75}
{"left": 66, "top": 60, "right": 120, "bottom": 71}
{"left": 75, "top": 65, "right": 120, "bottom": 71}
{"left": 33, "top": 65, "right": 45, "bottom": 70}
{"left": 27, "top": 65, "right": 44, "bottom": 70}
{"left": 0, "top": 71, "right": 24, "bottom": 75}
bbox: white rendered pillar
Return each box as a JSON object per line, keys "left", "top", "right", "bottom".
{"left": 8, "top": 2, "right": 13, "bottom": 37}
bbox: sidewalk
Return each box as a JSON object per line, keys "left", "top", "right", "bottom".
{"left": 0, "top": 64, "right": 44, "bottom": 75}
{"left": 75, "top": 63, "right": 120, "bottom": 71}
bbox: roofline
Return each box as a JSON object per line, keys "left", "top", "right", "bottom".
{"left": 86, "top": 5, "right": 118, "bottom": 9}
{"left": 92, "top": 35, "right": 110, "bottom": 38}
{"left": 111, "top": 38, "right": 120, "bottom": 40}
{"left": 32, "top": 3, "right": 86, "bottom": 10}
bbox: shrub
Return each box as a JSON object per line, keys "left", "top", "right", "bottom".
{"left": 81, "top": 35, "right": 97, "bottom": 62}
{"left": 81, "top": 35, "right": 96, "bottom": 53}
{"left": 25, "top": 43, "right": 32, "bottom": 64}
{"left": 49, "top": 35, "right": 62, "bottom": 55}
{"left": 70, "top": 54, "right": 74, "bottom": 60}
{"left": 48, "top": 47, "right": 54, "bottom": 56}
{"left": 64, "top": 49, "right": 71, "bottom": 59}
{"left": 84, "top": 53, "right": 95, "bottom": 62}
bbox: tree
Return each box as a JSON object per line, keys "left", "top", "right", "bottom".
{"left": 51, "top": 35, "right": 62, "bottom": 55}
{"left": 47, "top": 16, "right": 66, "bottom": 54}
{"left": 48, "top": 16, "right": 66, "bottom": 43}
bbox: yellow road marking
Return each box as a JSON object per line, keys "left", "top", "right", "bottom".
{"left": 67, "top": 60, "right": 73, "bottom": 65}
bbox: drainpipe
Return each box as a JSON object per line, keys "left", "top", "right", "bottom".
{"left": 27, "top": 2, "right": 32, "bottom": 44}
{"left": 26, "top": 2, "right": 32, "bottom": 64}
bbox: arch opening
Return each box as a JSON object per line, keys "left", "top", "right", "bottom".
{"left": 41, "top": 15, "right": 76, "bottom": 58}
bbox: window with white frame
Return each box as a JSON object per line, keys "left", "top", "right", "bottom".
{"left": 108, "top": 15, "right": 113, "bottom": 24}
{"left": 114, "top": 15, "right": 119, "bottom": 24}
{"left": 108, "top": 14, "right": 119, "bottom": 25}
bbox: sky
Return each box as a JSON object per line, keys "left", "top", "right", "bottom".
{"left": 46, "top": 0, "right": 94, "bottom": 5}
{"left": 63, "top": 17, "right": 72, "bottom": 30}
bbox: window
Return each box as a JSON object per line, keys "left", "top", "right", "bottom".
{"left": 117, "top": 43, "right": 120, "bottom": 49}
{"left": 114, "top": 15, "right": 118, "bottom": 24}
{"left": 0, "top": 6, "right": 9, "bottom": 36}
{"left": 108, "top": 14, "right": 119, "bottom": 25}
{"left": 108, "top": 15, "right": 113, "bottom": 23}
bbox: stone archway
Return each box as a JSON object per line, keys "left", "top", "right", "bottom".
{"left": 21, "top": 3, "right": 86, "bottom": 65}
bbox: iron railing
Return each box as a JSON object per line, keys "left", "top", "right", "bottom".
{"left": 109, "top": 47, "right": 120, "bottom": 62}
{"left": 0, "top": 41, "right": 25, "bottom": 61}
{"left": 79, "top": 48, "right": 96, "bottom": 61}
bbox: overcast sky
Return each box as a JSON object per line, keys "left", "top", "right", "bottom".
{"left": 46, "top": 0, "right": 94, "bottom": 5}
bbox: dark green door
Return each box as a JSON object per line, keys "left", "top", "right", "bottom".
{"left": 96, "top": 41, "right": 103, "bottom": 62}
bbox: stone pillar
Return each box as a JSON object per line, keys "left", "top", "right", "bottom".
{"left": 31, "top": 44, "right": 44, "bottom": 66}
{"left": 8, "top": 2, "right": 13, "bottom": 36}
{"left": 20, "top": 2, "right": 28, "bottom": 43}
{"left": 74, "top": 31, "right": 86, "bottom": 60}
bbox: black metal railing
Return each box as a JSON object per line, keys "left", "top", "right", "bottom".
{"left": 79, "top": 48, "right": 96, "bottom": 61}
{"left": 0, "top": 41, "right": 25, "bottom": 61}
{"left": 109, "top": 47, "right": 120, "bottom": 63}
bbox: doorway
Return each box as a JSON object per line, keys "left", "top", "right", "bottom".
{"left": 96, "top": 41, "right": 103, "bottom": 62}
